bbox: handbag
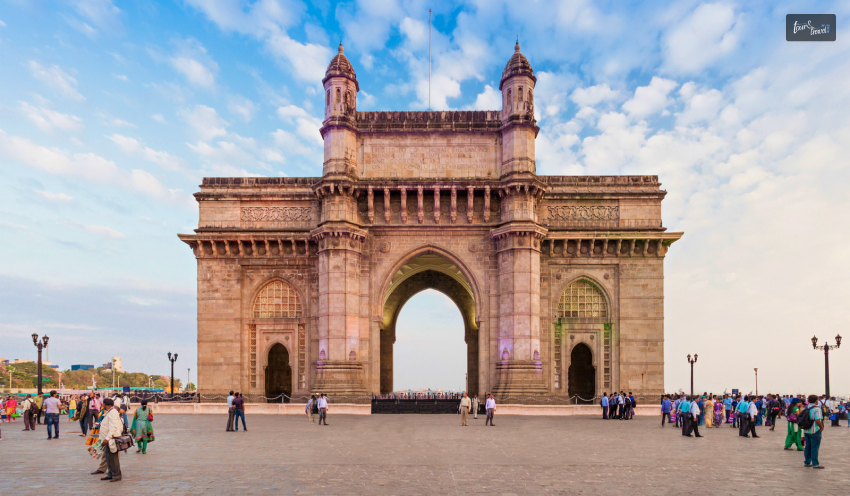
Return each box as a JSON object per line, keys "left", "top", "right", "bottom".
{"left": 113, "top": 413, "right": 135, "bottom": 452}
{"left": 147, "top": 408, "right": 154, "bottom": 422}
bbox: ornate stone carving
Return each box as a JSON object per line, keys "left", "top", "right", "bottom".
{"left": 400, "top": 188, "right": 408, "bottom": 223}
{"left": 547, "top": 205, "right": 619, "bottom": 221}
{"left": 467, "top": 187, "right": 474, "bottom": 223}
{"left": 433, "top": 187, "right": 441, "bottom": 224}
{"left": 484, "top": 186, "right": 491, "bottom": 222}
{"left": 241, "top": 207, "right": 312, "bottom": 221}
{"left": 383, "top": 188, "right": 391, "bottom": 223}
{"left": 367, "top": 187, "right": 375, "bottom": 223}
{"left": 450, "top": 186, "right": 457, "bottom": 223}
{"left": 379, "top": 242, "right": 390, "bottom": 253}
{"left": 417, "top": 186, "right": 424, "bottom": 224}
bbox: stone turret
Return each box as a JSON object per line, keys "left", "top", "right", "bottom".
{"left": 499, "top": 41, "right": 538, "bottom": 178}
{"left": 321, "top": 43, "right": 359, "bottom": 178}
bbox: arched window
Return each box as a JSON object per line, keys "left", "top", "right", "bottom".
{"left": 253, "top": 281, "right": 302, "bottom": 318}
{"left": 558, "top": 279, "right": 608, "bottom": 319}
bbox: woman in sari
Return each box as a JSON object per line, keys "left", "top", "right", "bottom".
{"left": 130, "top": 399, "right": 155, "bottom": 454}
{"left": 713, "top": 396, "right": 723, "bottom": 427}
{"left": 5, "top": 396, "right": 17, "bottom": 422}
{"left": 705, "top": 397, "right": 714, "bottom": 428}
{"left": 784, "top": 398, "right": 803, "bottom": 451}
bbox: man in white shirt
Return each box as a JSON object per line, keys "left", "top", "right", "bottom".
{"left": 686, "top": 397, "right": 703, "bottom": 437}
{"left": 317, "top": 394, "right": 329, "bottom": 426}
{"left": 744, "top": 398, "right": 760, "bottom": 438}
{"left": 21, "top": 395, "right": 35, "bottom": 431}
{"left": 472, "top": 394, "right": 480, "bottom": 420}
{"left": 99, "top": 398, "right": 123, "bottom": 482}
{"left": 43, "top": 391, "right": 62, "bottom": 440}
{"left": 458, "top": 393, "right": 471, "bottom": 426}
{"left": 484, "top": 394, "right": 496, "bottom": 426}
{"left": 226, "top": 390, "right": 235, "bottom": 432}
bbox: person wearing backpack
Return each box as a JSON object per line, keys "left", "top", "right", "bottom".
{"left": 800, "top": 394, "right": 825, "bottom": 469}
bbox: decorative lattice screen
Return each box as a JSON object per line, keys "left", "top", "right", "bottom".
{"left": 253, "top": 281, "right": 303, "bottom": 318}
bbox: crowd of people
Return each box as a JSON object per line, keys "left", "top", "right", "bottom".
{"left": 0, "top": 391, "right": 155, "bottom": 481}
{"left": 653, "top": 392, "right": 847, "bottom": 469}
{"left": 599, "top": 391, "right": 638, "bottom": 420}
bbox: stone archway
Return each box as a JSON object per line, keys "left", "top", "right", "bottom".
{"left": 265, "top": 343, "right": 292, "bottom": 403}
{"left": 380, "top": 254, "right": 478, "bottom": 395}
{"left": 568, "top": 343, "right": 595, "bottom": 402}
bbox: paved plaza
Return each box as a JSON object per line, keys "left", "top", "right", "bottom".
{"left": 2, "top": 414, "right": 847, "bottom": 494}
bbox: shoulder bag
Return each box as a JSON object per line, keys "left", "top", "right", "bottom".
{"left": 113, "top": 413, "right": 135, "bottom": 452}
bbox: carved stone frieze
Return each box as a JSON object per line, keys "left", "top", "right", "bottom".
{"left": 548, "top": 205, "right": 619, "bottom": 221}
{"left": 241, "top": 207, "right": 312, "bottom": 222}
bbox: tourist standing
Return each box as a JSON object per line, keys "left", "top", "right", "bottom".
{"left": 130, "top": 399, "right": 155, "bottom": 454}
{"left": 21, "top": 395, "right": 34, "bottom": 431}
{"left": 306, "top": 395, "right": 316, "bottom": 423}
{"left": 34, "top": 393, "right": 44, "bottom": 425}
{"left": 829, "top": 396, "right": 840, "bottom": 427}
{"left": 736, "top": 396, "right": 749, "bottom": 436}
{"left": 226, "top": 391, "right": 235, "bottom": 431}
{"left": 68, "top": 396, "right": 77, "bottom": 423}
{"left": 5, "top": 396, "right": 17, "bottom": 423}
{"left": 713, "top": 396, "right": 723, "bottom": 428}
{"left": 459, "top": 393, "right": 471, "bottom": 426}
{"left": 784, "top": 398, "right": 803, "bottom": 451}
{"left": 99, "top": 398, "right": 123, "bottom": 481}
{"left": 602, "top": 393, "right": 610, "bottom": 420}
{"left": 472, "top": 394, "right": 480, "bottom": 420}
{"left": 660, "top": 395, "right": 672, "bottom": 426}
{"left": 803, "top": 394, "right": 825, "bottom": 469}
{"left": 723, "top": 395, "right": 732, "bottom": 424}
{"left": 317, "top": 393, "right": 328, "bottom": 426}
{"left": 686, "top": 396, "right": 703, "bottom": 437}
{"left": 484, "top": 394, "right": 496, "bottom": 426}
{"left": 75, "top": 394, "right": 90, "bottom": 437}
{"left": 704, "top": 396, "right": 714, "bottom": 428}
{"left": 232, "top": 392, "right": 246, "bottom": 431}
{"left": 44, "top": 390, "right": 61, "bottom": 440}
{"left": 88, "top": 393, "right": 100, "bottom": 433}
{"left": 744, "top": 396, "right": 759, "bottom": 438}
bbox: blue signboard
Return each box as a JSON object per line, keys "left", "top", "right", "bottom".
{"left": 123, "top": 386, "right": 130, "bottom": 393}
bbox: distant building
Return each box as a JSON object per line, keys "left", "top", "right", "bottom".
{"left": 0, "top": 358, "right": 9, "bottom": 364}
{"left": 103, "top": 356, "right": 124, "bottom": 373}
{"left": 71, "top": 364, "right": 95, "bottom": 371}
{"left": 13, "top": 358, "right": 33, "bottom": 364}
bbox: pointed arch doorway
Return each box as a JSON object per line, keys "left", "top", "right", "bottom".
{"left": 379, "top": 253, "right": 479, "bottom": 396}
{"left": 265, "top": 343, "right": 292, "bottom": 403}
{"left": 568, "top": 343, "right": 595, "bottom": 402}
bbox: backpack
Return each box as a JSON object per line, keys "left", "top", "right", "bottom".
{"left": 796, "top": 406, "right": 816, "bottom": 430}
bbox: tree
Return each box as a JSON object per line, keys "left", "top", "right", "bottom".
{"left": 185, "top": 382, "right": 196, "bottom": 391}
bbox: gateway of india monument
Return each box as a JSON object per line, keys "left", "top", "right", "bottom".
{"left": 178, "top": 43, "right": 683, "bottom": 401}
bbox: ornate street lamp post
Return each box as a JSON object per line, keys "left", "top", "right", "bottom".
{"left": 812, "top": 334, "right": 841, "bottom": 397}
{"left": 31, "top": 333, "right": 49, "bottom": 396}
{"left": 686, "top": 354, "right": 698, "bottom": 398}
{"left": 167, "top": 352, "right": 178, "bottom": 395}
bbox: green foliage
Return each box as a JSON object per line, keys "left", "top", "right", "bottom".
{"left": 185, "top": 382, "right": 196, "bottom": 391}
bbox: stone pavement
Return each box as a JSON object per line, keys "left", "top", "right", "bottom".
{"left": 1, "top": 414, "right": 846, "bottom": 495}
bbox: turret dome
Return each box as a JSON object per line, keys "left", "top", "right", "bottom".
{"left": 324, "top": 43, "right": 358, "bottom": 89}
{"left": 499, "top": 41, "right": 535, "bottom": 90}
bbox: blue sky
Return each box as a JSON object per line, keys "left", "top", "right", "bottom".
{"left": 1, "top": 0, "right": 849, "bottom": 394}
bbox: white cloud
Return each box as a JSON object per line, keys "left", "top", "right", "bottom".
{"left": 622, "top": 77, "right": 678, "bottom": 119}
{"left": 152, "top": 114, "right": 166, "bottom": 123}
{"left": 70, "top": 0, "right": 122, "bottom": 33}
{"left": 570, "top": 84, "right": 620, "bottom": 107}
{"left": 0, "top": 129, "right": 192, "bottom": 206}
{"left": 0, "top": 19, "right": 6, "bottom": 28}
{"left": 277, "top": 105, "right": 322, "bottom": 145}
{"left": 180, "top": 105, "right": 228, "bottom": 141}
{"left": 464, "top": 85, "right": 501, "bottom": 110}
{"left": 83, "top": 224, "right": 126, "bottom": 239}
{"left": 676, "top": 84, "right": 724, "bottom": 125}
{"left": 107, "top": 134, "right": 184, "bottom": 171}
{"left": 19, "top": 101, "right": 83, "bottom": 132}
{"left": 168, "top": 38, "right": 219, "bottom": 89}
{"left": 36, "top": 190, "right": 74, "bottom": 202}
{"left": 28, "top": 61, "right": 85, "bottom": 101}
{"left": 185, "top": 0, "right": 328, "bottom": 83}
{"left": 228, "top": 95, "right": 257, "bottom": 123}
{"left": 113, "top": 73, "right": 128, "bottom": 81}
{"left": 663, "top": 3, "right": 743, "bottom": 74}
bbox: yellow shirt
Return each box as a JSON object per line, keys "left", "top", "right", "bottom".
{"left": 69, "top": 399, "right": 77, "bottom": 409}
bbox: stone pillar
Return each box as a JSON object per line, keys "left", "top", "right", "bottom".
{"left": 491, "top": 224, "right": 548, "bottom": 396}
{"left": 312, "top": 227, "right": 368, "bottom": 396}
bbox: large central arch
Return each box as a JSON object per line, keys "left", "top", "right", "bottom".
{"left": 378, "top": 250, "right": 480, "bottom": 395}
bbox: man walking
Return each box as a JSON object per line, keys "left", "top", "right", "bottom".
{"left": 317, "top": 393, "right": 328, "bottom": 426}
{"left": 459, "top": 393, "right": 471, "bottom": 426}
{"left": 743, "top": 396, "right": 759, "bottom": 438}
{"left": 723, "top": 394, "right": 732, "bottom": 424}
{"left": 737, "top": 396, "right": 750, "bottom": 436}
{"left": 601, "top": 392, "right": 609, "bottom": 420}
{"left": 232, "top": 392, "right": 246, "bottom": 431}
{"left": 678, "top": 395, "right": 691, "bottom": 436}
{"left": 226, "top": 391, "right": 235, "bottom": 431}
{"left": 766, "top": 394, "right": 780, "bottom": 430}
{"left": 472, "top": 394, "right": 480, "bottom": 420}
{"left": 484, "top": 394, "right": 496, "bottom": 426}
{"left": 660, "top": 395, "right": 672, "bottom": 427}
{"left": 686, "top": 396, "right": 703, "bottom": 437}
{"left": 44, "top": 391, "right": 62, "bottom": 440}
{"left": 34, "top": 393, "right": 44, "bottom": 425}
{"left": 803, "top": 394, "right": 825, "bottom": 469}
{"left": 99, "top": 398, "right": 123, "bottom": 482}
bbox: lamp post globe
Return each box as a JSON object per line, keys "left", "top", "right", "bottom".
{"left": 812, "top": 334, "right": 841, "bottom": 397}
